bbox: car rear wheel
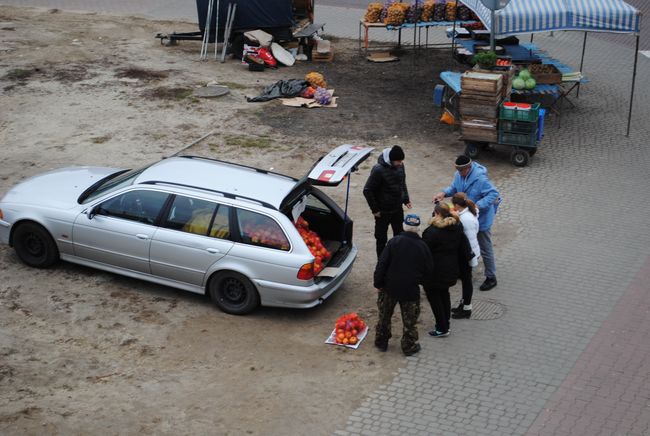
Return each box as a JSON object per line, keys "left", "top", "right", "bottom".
{"left": 13, "top": 222, "right": 59, "bottom": 268}
{"left": 208, "top": 271, "right": 260, "bottom": 315}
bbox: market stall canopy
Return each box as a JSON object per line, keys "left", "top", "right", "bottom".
{"left": 461, "top": 0, "right": 641, "bottom": 36}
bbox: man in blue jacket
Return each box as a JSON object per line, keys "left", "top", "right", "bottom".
{"left": 433, "top": 156, "right": 500, "bottom": 291}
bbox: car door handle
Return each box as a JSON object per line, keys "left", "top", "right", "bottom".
{"left": 206, "top": 248, "right": 220, "bottom": 254}
{"left": 135, "top": 234, "right": 149, "bottom": 240}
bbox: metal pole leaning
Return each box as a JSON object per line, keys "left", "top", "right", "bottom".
{"left": 220, "top": 4, "right": 232, "bottom": 63}
{"left": 201, "top": 0, "right": 214, "bottom": 60}
{"left": 221, "top": 4, "right": 236, "bottom": 63}
{"left": 213, "top": 0, "right": 220, "bottom": 60}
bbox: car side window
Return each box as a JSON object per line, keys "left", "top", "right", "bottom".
{"left": 163, "top": 195, "right": 217, "bottom": 236}
{"left": 209, "top": 205, "right": 231, "bottom": 240}
{"left": 96, "top": 190, "right": 169, "bottom": 225}
{"left": 236, "top": 209, "right": 289, "bottom": 251}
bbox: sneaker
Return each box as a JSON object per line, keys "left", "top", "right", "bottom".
{"left": 403, "top": 343, "right": 421, "bottom": 356}
{"left": 428, "top": 330, "right": 450, "bottom": 338}
{"left": 451, "top": 301, "right": 464, "bottom": 314}
{"left": 452, "top": 309, "right": 472, "bottom": 319}
{"left": 479, "top": 277, "right": 497, "bottom": 291}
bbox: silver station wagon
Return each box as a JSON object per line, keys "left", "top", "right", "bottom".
{"left": 0, "top": 144, "right": 373, "bottom": 314}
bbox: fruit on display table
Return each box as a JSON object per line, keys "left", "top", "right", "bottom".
{"left": 295, "top": 216, "right": 331, "bottom": 274}
{"left": 364, "top": 2, "right": 384, "bottom": 22}
{"left": 333, "top": 312, "right": 367, "bottom": 346}
{"left": 512, "top": 68, "right": 536, "bottom": 90}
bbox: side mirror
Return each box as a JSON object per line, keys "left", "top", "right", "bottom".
{"left": 87, "top": 206, "right": 97, "bottom": 220}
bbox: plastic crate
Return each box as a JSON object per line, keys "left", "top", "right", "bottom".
{"left": 499, "top": 119, "right": 537, "bottom": 134}
{"left": 498, "top": 130, "right": 538, "bottom": 147}
{"left": 499, "top": 102, "right": 541, "bottom": 122}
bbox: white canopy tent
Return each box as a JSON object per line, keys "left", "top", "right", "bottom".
{"left": 459, "top": 0, "right": 642, "bottom": 135}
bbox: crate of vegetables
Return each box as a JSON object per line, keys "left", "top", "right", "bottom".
{"left": 527, "top": 63, "right": 562, "bottom": 84}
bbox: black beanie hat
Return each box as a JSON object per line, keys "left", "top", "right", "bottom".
{"left": 389, "top": 145, "right": 405, "bottom": 161}
{"left": 455, "top": 155, "right": 471, "bottom": 168}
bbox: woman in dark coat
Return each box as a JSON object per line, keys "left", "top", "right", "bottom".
{"left": 422, "top": 202, "right": 471, "bottom": 337}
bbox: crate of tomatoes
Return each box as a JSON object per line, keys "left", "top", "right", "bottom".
{"left": 325, "top": 312, "right": 369, "bottom": 349}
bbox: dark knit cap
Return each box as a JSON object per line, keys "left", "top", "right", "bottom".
{"left": 455, "top": 155, "right": 472, "bottom": 168}
{"left": 389, "top": 145, "right": 405, "bottom": 161}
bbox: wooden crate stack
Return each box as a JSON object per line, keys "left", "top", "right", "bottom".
{"left": 459, "top": 71, "right": 507, "bottom": 143}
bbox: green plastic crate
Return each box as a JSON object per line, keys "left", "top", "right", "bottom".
{"left": 499, "top": 102, "right": 541, "bottom": 122}
{"left": 498, "top": 130, "right": 538, "bottom": 147}
{"left": 499, "top": 119, "right": 538, "bottom": 134}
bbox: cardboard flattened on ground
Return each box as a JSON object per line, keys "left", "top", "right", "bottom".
{"left": 367, "top": 52, "right": 399, "bottom": 63}
{"left": 280, "top": 89, "right": 337, "bottom": 108}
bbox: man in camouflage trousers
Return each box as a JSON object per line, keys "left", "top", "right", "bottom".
{"left": 373, "top": 214, "right": 434, "bottom": 356}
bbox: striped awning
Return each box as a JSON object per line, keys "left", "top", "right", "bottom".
{"left": 461, "top": 0, "right": 641, "bottom": 36}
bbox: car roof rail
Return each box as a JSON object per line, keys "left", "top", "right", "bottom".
{"left": 140, "top": 181, "right": 277, "bottom": 210}
{"left": 178, "top": 155, "right": 298, "bottom": 181}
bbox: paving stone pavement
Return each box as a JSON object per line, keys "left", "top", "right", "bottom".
{"left": 2, "top": 2, "right": 649, "bottom": 434}
{"left": 336, "top": 28, "right": 650, "bottom": 436}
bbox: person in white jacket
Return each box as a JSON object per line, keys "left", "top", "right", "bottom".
{"left": 451, "top": 192, "right": 480, "bottom": 319}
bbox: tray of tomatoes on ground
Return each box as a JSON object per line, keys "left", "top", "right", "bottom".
{"left": 295, "top": 216, "right": 331, "bottom": 275}
{"left": 325, "top": 312, "right": 369, "bottom": 349}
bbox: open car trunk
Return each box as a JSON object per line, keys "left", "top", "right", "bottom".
{"left": 281, "top": 144, "right": 373, "bottom": 276}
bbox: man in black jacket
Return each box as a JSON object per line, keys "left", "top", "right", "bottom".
{"left": 363, "top": 145, "right": 412, "bottom": 258}
{"left": 374, "top": 214, "right": 434, "bottom": 356}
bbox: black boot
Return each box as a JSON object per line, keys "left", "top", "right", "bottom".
{"left": 451, "top": 301, "right": 464, "bottom": 314}
{"left": 480, "top": 277, "right": 497, "bottom": 291}
{"left": 452, "top": 308, "right": 472, "bottom": 319}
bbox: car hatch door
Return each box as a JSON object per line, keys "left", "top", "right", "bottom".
{"left": 306, "top": 144, "right": 374, "bottom": 186}
{"left": 279, "top": 144, "right": 374, "bottom": 215}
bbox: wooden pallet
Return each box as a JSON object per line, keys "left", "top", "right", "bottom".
{"left": 312, "top": 50, "right": 334, "bottom": 63}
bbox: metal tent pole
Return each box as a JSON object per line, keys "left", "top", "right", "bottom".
{"left": 577, "top": 32, "right": 587, "bottom": 98}
{"left": 626, "top": 34, "right": 640, "bottom": 137}
{"left": 451, "top": 11, "right": 458, "bottom": 60}
{"left": 213, "top": 0, "right": 220, "bottom": 60}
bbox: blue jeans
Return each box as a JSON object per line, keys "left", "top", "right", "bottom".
{"left": 477, "top": 229, "right": 496, "bottom": 279}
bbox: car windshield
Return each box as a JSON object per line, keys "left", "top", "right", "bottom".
{"left": 78, "top": 165, "right": 150, "bottom": 204}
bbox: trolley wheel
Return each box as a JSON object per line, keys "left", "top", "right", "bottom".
{"left": 510, "top": 149, "right": 530, "bottom": 167}
{"left": 464, "top": 142, "right": 481, "bottom": 159}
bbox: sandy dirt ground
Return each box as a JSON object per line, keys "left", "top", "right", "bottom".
{"left": 0, "top": 6, "right": 517, "bottom": 434}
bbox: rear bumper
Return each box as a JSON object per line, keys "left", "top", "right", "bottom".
{"left": 255, "top": 244, "right": 358, "bottom": 309}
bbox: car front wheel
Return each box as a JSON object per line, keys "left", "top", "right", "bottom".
{"left": 208, "top": 271, "right": 260, "bottom": 315}
{"left": 13, "top": 222, "right": 59, "bottom": 268}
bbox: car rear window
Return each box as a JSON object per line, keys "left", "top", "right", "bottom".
{"left": 236, "top": 209, "right": 289, "bottom": 251}
{"left": 163, "top": 195, "right": 231, "bottom": 240}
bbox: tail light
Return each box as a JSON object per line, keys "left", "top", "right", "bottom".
{"left": 0, "top": 209, "right": 3, "bottom": 220}
{"left": 297, "top": 262, "right": 314, "bottom": 280}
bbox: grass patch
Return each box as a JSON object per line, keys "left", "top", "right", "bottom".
{"left": 4, "top": 69, "right": 33, "bottom": 81}
{"left": 115, "top": 67, "right": 168, "bottom": 81}
{"left": 91, "top": 135, "right": 112, "bottom": 144}
{"left": 143, "top": 87, "right": 193, "bottom": 100}
{"left": 224, "top": 134, "right": 273, "bottom": 149}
